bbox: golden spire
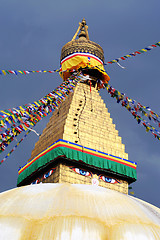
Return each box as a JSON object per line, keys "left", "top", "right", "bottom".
{"left": 72, "top": 18, "right": 89, "bottom": 41}
{"left": 60, "top": 18, "right": 109, "bottom": 82}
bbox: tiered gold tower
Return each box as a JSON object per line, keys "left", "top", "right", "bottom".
{"left": 17, "top": 19, "right": 137, "bottom": 194}
{"left": 31, "top": 84, "right": 128, "bottom": 160}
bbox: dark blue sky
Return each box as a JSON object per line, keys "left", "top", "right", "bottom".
{"left": 0, "top": 0, "right": 160, "bottom": 207}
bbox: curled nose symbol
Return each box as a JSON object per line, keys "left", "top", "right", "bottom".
{"left": 92, "top": 178, "right": 99, "bottom": 186}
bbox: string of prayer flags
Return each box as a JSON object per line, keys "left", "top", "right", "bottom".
{"left": 104, "top": 41, "right": 160, "bottom": 65}
{"left": 0, "top": 68, "right": 77, "bottom": 76}
{"left": 0, "top": 74, "right": 80, "bottom": 155}
{"left": 0, "top": 115, "right": 41, "bottom": 153}
{"left": 103, "top": 82, "right": 160, "bottom": 126}
{"left": 0, "top": 130, "right": 31, "bottom": 165}
{"left": 0, "top": 69, "right": 61, "bottom": 76}
{"left": 0, "top": 41, "right": 159, "bottom": 77}
{"left": 0, "top": 76, "right": 79, "bottom": 130}
{"left": 104, "top": 83, "right": 160, "bottom": 141}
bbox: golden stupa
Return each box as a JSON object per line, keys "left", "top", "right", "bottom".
{"left": 0, "top": 19, "right": 159, "bottom": 240}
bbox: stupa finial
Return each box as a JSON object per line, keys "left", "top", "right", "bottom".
{"left": 72, "top": 18, "right": 89, "bottom": 41}
{"left": 60, "top": 19, "right": 110, "bottom": 83}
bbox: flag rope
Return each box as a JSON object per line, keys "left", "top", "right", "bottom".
{"left": 103, "top": 82, "right": 160, "bottom": 141}
{"left": 0, "top": 74, "right": 80, "bottom": 155}
{"left": 0, "top": 41, "right": 159, "bottom": 76}
{"left": 0, "top": 130, "right": 31, "bottom": 165}
{"left": 104, "top": 41, "right": 160, "bottom": 65}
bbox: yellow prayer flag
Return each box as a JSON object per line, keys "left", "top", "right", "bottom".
{"left": 22, "top": 124, "right": 28, "bottom": 131}
{"left": 126, "top": 104, "right": 130, "bottom": 110}
{"left": 34, "top": 102, "right": 40, "bottom": 107}
{"left": 6, "top": 117, "right": 11, "bottom": 124}
{"left": 12, "top": 115, "right": 15, "bottom": 120}
{"left": 19, "top": 106, "right": 25, "bottom": 111}
{"left": 17, "top": 117, "right": 22, "bottom": 122}
{"left": 12, "top": 129, "right": 16, "bottom": 136}
{"left": 0, "top": 120, "right": 4, "bottom": 126}
{"left": 46, "top": 97, "right": 52, "bottom": 101}
{"left": 146, "top": 127, "right": 150, "bottom": 132}
{"left": 2, "top": 70, "right": 6, "bottom": 75}
{"left": 141, "top": 49, "right": 147, "bottom": 52}
{"left": 1, "top": 111, "right": 10, "bottom": 116}
{"left": 130, "top": 191, "right": 135, "bottom": 195}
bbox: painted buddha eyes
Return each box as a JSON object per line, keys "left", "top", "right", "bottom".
{"left": 71, "top": 167, "right": 120, "bottom": 184}
{"left": 71, "top": 168, "right": 91, "bottom": 177}
{"left": 99, "top": 176, "right": 119, "bottom": 184}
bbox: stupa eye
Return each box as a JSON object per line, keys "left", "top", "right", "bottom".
{"left": 71, "top": 167, "right": 91, "bottom": 177}
{"left": 31, "top": 179, "right": 40, "bottom": 185}
{"left": 99, "top": 176, "right": 119, "bottom": 184}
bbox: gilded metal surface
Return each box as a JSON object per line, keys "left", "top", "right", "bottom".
{"left": 30, "top": 84, "right": 128, "bottom": 161}
{"left": 60, "top": 37, "right": 104, "bottom": 62}
{"left": 61, "top": 18, "right": 104, "bottom": 62}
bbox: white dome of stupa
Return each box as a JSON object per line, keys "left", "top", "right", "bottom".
{"left": 0, "top": 183, "right": 159, "bottom": 240}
